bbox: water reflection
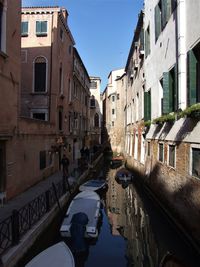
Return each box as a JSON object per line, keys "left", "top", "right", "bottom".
{"left": 105, "top": 167, "right": 199, "bottom": 267}
{"left": 17, "top": 161, "right": 200, "bottom": 267}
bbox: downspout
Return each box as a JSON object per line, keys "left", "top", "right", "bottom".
{"left": 177, "top": 0, "right": 186, "bottom": 110}
{"left": 49, "top": 12, "right": 54, "bottom": 122}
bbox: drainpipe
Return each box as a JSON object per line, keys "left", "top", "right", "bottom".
{"left": 177, "top": 0, "right": 186, "bottom": 110}
{"left": 49, "top": 12, "right": 54, "bottom": 122}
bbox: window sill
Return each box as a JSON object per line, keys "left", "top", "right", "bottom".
{"left": 36, "top": 33, "right": 47, "bottom": 37}
{"left": 31, "top": 92, "right": 47, "bottom": 95}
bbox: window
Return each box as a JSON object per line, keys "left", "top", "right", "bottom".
{"left": 21, "top": 21, "right": 28, "bottom": 37}
{"left": 112, "top": 121, "right": 114, "bottom": 126}
{"left": 59, "top": 65, "right": 63, "bottom": 94}
{"left": 34, "top": 57, "right": 47, "bottom": 92}
{"left": 94, "top": 113, "right": 99, "bottom": 127}
{"left": 144, "top": 90, "right": 151, "bottom": 121}
{"left": 154, "top": 0, "right": 177, "bottom": 42}
{"left": 145, "top": 25, "right": 150, "bottom": 57}
{"left": 36, "top": 21, "right": 47, "bottom": 36}
{"left": 160, "top": 78, "right": 164, "bottom": 115}
{"left": 60, "top": 28, "right": 63, "bottom": 41}
{"left": 90, "top": 96, "right": 95, "bottom": 108}
{"left": 90, "top": 81, "right": 97, "bottom": 88}
{"left": 32, "top": 113, "right": 46, "bottom": 121}
{"left": 68, "top": 79, "right": 72, "bottom": 102}
{"left": 168, "top": 145, "right": 175, "bottom": 167}
{"left": 159, "top": 143, "right": 164, "bottom": 162}
{"left": 112, "top": 95, "right": 115, "bottom": 102}
{"left": 40, "top": 151, "right": 46, "bottom": 170}
{"left": 191, "top": 147, "right": 200, "bottom": 178}
{"left": 163, "top": 66, "right": 178, "bottom": 114}
{"left": 187, "top": 43, "right": 200, "bottom": 106}
{"left": 112, "top": 109, "right": 115, "bottom": 115}
{"left": 31, "top": 109, "right": 48, "bottom": 121}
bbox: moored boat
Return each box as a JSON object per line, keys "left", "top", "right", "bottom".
{"left": 25, "top": 242, "right": 75, "bottom": 267}
{"left": 79, "top": 179, "right": 107, "bottom": 192}
{"left": 110, "top": 156, "right": 124, "bottom": 168}
{"left": 115, "top": 168, "right": 133, "bottom": 182}
{"left": 60, "top": 190, "right": 101, "bottom": 239}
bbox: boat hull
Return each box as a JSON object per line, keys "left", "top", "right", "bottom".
{"left": 60, "top": 191, "right": 100, "bottom": 239}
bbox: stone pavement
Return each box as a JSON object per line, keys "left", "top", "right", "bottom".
{"left": 0, "top": 171, "right": 70, "bottom": 222}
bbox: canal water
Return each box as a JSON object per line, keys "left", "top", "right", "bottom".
{"left": 17, "top": 158, "right": 200, "bottom": 267}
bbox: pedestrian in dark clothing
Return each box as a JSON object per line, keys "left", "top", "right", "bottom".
{"left": 80, "top": 147, "right": 85, "bottom": 158}
{"left": 61, "top": 154, "right": 69, "bottom": 178}
{"left": 84, "top": 147, "right": 90, "bottom": 161}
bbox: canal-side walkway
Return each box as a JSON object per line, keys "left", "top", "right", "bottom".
{"left": 0, "top": 152, "right": 103, "bottom": 267}
{"left": 0, "top": 171, "right": 65, "bottom": 222}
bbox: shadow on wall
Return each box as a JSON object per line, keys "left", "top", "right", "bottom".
{"left": 126, "top": 161, "right": 200, "bottom": 248}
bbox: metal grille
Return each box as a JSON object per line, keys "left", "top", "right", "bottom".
{"left": 0, "top": 180, "right": 65, "bottom": 257}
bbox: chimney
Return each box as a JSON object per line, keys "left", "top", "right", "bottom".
{"left": 61, "top": 8, "right": 68, "bottom": 22}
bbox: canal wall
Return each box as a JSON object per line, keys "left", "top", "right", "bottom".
{"left": 125, "top": 157, "right": 200, "bottom": 255}
{"left": 1, "top": 153, "right": 103, "bottom": 267}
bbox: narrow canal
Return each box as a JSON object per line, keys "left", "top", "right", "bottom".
{"left": 17, "top": 157, "right": 200, "bottom": 267}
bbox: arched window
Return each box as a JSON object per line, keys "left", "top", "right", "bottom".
{"left": 94, "top": 113, "right": 99, "bottom": 127}
{"left": 34, "top": 56, "right": 47, "bottom": 92}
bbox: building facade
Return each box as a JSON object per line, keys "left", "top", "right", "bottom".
{"left": 71, "top": 47, "right": 91, "bottom": 169}
{"left": 143, "top": 0, "right": 200, "bottom": 243}
{"left": 103, "top": 69, "right": 125, "bottom": 153}
{"left": 124, "top": 11, "right": 145, "bottom": 170}
{"left": 89, "top": 76, "right": 102, "bottom": 146}
{"left": 0, "top": 0, "right": 21, "bottom": 199}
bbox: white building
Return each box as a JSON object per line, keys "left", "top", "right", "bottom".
{"left": 144, "top": 0, "right": 200, "bottom": 244}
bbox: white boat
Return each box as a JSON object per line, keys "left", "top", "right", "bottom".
{"left": 79, "top": 179, "right": 107, "bottom": 192}
{"left": 60, "top": 190, "right": 100, "bottom": 238}
{"left": 25, "top": 242, "right": 75, "bottom": 267}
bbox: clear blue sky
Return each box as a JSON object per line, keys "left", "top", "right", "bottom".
{"left": 22, "top": 0, "right": 143, "bottom": 91}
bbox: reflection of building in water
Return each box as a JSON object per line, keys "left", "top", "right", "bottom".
{"left": 106, "top": 169, "right": 127, "bottom": 236}
{"left": 106, "top": 169, "right": 164, "bottom": 266}
{"left": 124, "top": 185, "right": 159, "bottom": 267}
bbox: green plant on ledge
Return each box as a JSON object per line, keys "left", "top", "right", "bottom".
{"left": 153, "top": 113, "right": 176, "bottom": 124}
{"left": 144, "top": 120, "right": 151, "bottom": 127}
{"left": 179, "top": 103, "right": 200, "bottom": 118}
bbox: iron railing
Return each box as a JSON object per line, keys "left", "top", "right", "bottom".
{"left": 0, "top": 148, "right": 103, "bottom": 258}
{"left": 0, "top": 179, "right": 66, "bottom": 257}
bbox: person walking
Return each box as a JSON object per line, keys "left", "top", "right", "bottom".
{"left": 61, "top": 154, "right": 69, "bottom": 178}
{"left": 61, "top": 154, "right": 71, "bottom": 194}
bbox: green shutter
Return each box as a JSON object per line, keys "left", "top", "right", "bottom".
{"left": 144, "top": 91, "right": 148, "bottom": 121}
{"left": 144, "top": 91, "right": 151, "bottom": 121}
{"left": 163, "top": 72, "right": 170, "bottom": 114}
{"left": 145, "top": 26, "right": 150, "bottom": 57}
{"left": 174, "top": 64, "right": 178, "bottom": 111}
{"left": 41, "top": 21, "right": 47, "bottom": 33}
{"left": 155, "top": 5, "right": 161, "bottom": 41}
{"left": 145, "top": 30, "right": 148, "bottom": 57}
{"left": 187, "top": 50, "right": 197, "bottom": 106}
{"left": 140, "top": 29, "right": 144, "bottom": 51}
{"left": 161, "top": 0, "right": 167, "bottom": 28}
{"left": 148, "top": 90, "right": 151, "bottom": 120}
{"left": 21, "top": 22, "right": 28, "bottom": 34}
{"left": 166, "top": 0, "right": 172, "bottom": 21}
{"left": 36, "top": 21, "right": 41, "bottom": 33}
